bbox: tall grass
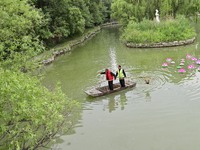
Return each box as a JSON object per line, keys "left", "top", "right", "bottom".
{"left": 122, "top": 15, "right": 196, "bottom": 44}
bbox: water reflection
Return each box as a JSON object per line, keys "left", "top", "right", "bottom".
{"left": 96, "top": 92, "right": 128, "bottom": 112}
{"left": 145, "top": 91, "right": 151, "bottom": 102}
{"left": 109, "top": 47, "right": 118, "bottom": 71}
{"left": 118, "top": 93, "right": 127, "bottom": 110}
{"left": 107, "top": 93, "right": 128, "bottom": 112}
{"left": 108, "top": 98, "right": 116, "bottom": 112}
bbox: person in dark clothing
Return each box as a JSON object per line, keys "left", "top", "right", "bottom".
{"left": 116, "top": 65, "right": 126, "bottom": 87}
{"left": 100, "top": 69, "right": 116, "bottom": 90}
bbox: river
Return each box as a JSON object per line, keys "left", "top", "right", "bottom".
{"left": 42, "top": 27, "right": 200, "bottom": 150}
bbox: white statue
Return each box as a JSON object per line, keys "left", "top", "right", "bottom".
{"left": 155, "top": 9, "right": 160, "bottom": 23}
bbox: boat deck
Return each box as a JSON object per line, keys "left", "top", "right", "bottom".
{"left": 85, "top": 80, "right": 136, "bottom": 97}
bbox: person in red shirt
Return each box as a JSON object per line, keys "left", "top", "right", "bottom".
{"left": 100, "top": 69, "right": 116, "bottom": 90}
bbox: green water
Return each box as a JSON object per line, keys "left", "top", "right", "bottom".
{"left": 43, "top": 27, "right": 200, "bottom": 150}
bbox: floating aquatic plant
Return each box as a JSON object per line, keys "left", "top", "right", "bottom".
{"left": 186, "top": 54, "right": 192, "bottom": 59}
{"left": 188, "top": 64, "right": 195, "bottom": 69}
{"left": 162, "top": 54, "right": 200, "bottom": 74}
{"left": 166, "top": 58, "right": 172, "bottom": 62}
{"left": 178, "top": 68, "right": 186, "bottom": 73}
{"left": 196, "top": 60, "right": 200, "bottom": 65}
{"left": 191, "top": 57, "right": 197, "bottom": 61}
{"left": 162, "top": 62, "right": 168, "bottom": 67}
{"left": 176, "top": 66, "right": 182, "bottom": 69}
{"left": 181, "top": 59, "right": 185, "bottom": 63}
{"left": 198, "top": 67, "right": 200, "bottom": 72}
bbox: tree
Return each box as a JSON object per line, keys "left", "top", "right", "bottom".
{"left": 0, "top": 0, "right": 45, "bottom": 70}
{"left": 0, "top": 69, "right": 80, "bottom": 149}
{"left": 111, "top": 0, "right": 200, "bottom": 25}
{"left": 31, "top": 0, "right": 110, "bottom": 44}
{"left": 111, "top": 0, "right": 147, "bottom": 26}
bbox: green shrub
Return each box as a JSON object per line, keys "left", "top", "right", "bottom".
{"left": 122, "top": 15, "right": 196, "bottom": 44}
{"left": 0, "top": 69, "right": 80, "bottom": 150}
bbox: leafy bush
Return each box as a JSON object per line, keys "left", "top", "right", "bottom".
{"left": 0, "top": 69, "right": 80, "bottom": 150}
{"left": 0, "top": 0, "right": 45, "bottom": 70}
{"left": 122, "top": 15, "right": 196, "bottom": 44}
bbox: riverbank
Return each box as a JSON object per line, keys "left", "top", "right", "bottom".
{"left": 38, "top": 27, "right": 101, "bottom": 65}
{"left": 37, "top": 22, "right": 120, "bottom": 66}
{"left": 125, "top": 37, "right": 196, "bottom": 48}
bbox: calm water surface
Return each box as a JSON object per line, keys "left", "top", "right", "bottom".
{"left": 42, "top": 27, "right": 200, "bottom": 150}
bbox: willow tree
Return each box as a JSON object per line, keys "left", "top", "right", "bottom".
{"left": 159, "top": 0, "right": 187, "bottom": 18}
{"left": 111, "top": 0, "right": 146, "bottom": 26}
{"left": 184, "top": 0, "right": 200, "bottom": 22}
{"left": 111, "top": 0, "right": 200, "bottom": 25}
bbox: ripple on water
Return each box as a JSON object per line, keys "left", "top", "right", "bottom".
{"left": 182, "top": 72, "right": 200, "bottom": 101}
{"left": 131, "top": 70, "right": 168, "bottom": 93}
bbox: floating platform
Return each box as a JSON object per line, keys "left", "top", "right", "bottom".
{"left": 85, "top": 80, "right": 136, "bottom": 97}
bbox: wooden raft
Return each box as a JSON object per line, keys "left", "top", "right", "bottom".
{"left": 85, "top": 80, "right": 136, "bottom": 97}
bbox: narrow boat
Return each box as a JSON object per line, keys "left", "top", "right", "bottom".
{"left": 85, "top": 80, "right": 136, "bottom": 97}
